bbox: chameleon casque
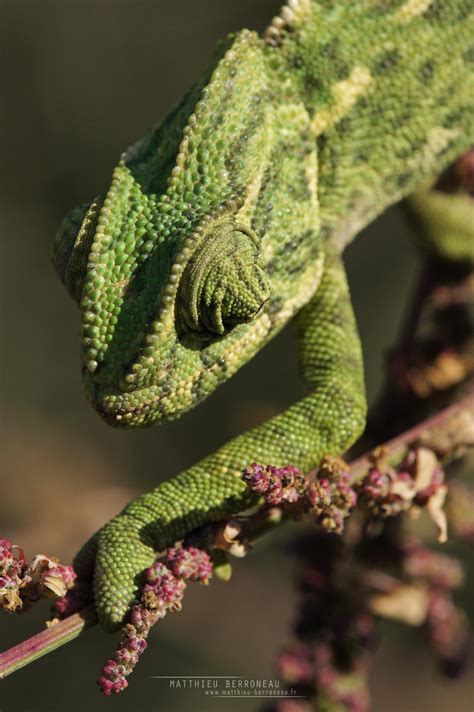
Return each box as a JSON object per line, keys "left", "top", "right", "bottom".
{"left": 53, "top": 0, "right": 474, "bottom": 632}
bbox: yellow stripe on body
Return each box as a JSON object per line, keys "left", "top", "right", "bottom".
{"left": 311, "top": 66, "right": 373, "bottom": 137}
{"left": 393, "top": 0, "right": 435, "bottom": 23}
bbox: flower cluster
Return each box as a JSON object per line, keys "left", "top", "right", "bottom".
{"left": 98, "top": 546, "right": 213, "bottom": 695}
{"left": 242, "top": 457, "right": 357, "bottom": 534}
{"left": 401, "top": 543, "right": 470, "bottom": 677}
{"left": 403, "top": 545, "right": 463, "bottom": 590}
{"left": 98, "top": 612, "right": 152, "bottom": 696}
{"left": 141, "top": 561, "right": 187, "bottom": 618}
{"left": 426, "top": 591, "right": 470, "bottom": 678}
{"left": 356, "top": 447, "right": 448, "bottom": 541}
{"left": 270, "top": 530, "right": 375, "bottom": 712}
{"left": 166, "top": 546, "right": 213, "bottom": 583}
{"left": 271, "top": 480, "right": 472, "bottom": 712}
{"left": 277, "top": 643, "right": 314, "bottom": 685}
{"left": 356, "top": 466, "right": 414, "bottom": 517}
{"left": 53, "top": 587, "right": 91, "bottom": 619}
{"left": 313, "top": 643, "right": 370, "bottom": 712}
{"left": 0, "top": 538, "right": 27, "bottom": 612}
{"left": 307, "top": 457, "right": 357, "bottom": 534}
{"left": 242, "top": 463, "right": 308, "bottom": 504}
{"left": 364, "top": 534, "right": 471, "bottom": 679}
{"left": 277, "top": 639, "right": 371, "bottom": 712}
{"left": 0, "top": 538, "right": 76, "bottom": 613}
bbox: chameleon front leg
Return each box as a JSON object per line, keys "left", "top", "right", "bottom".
{"left": 77, "top": 252, "right": 367, "bottom": 631}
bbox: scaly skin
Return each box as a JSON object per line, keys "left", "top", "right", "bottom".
{"left": 53, "top": 0, "right": 474, "bottom": 631}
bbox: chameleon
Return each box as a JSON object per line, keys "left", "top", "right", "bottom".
{"left": 52, "top": 0, "right": 474, "bottom": 632}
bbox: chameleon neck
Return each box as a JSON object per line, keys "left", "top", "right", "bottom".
{"left": 265, "top": 0, "right": 474, "bottom": 248}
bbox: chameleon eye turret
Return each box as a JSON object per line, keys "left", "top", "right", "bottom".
{"left": 177, "top": 218, "right": 270, "bottom": 335}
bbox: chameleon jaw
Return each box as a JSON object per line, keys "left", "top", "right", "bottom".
{"left": 83, "top": 373, "right": 165, "bottom": 428}
{"left": 82, "top": 305, "right": 276, "bottom": 429}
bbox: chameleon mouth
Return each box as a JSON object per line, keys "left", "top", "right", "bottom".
{"left": 82, "top": 372, "right": 132, "bottom": 427}
{"left": 94, "top": 395, "right": 155, "bottom": 428}
{"left": 85, "top": 378, "right": 158, "bottom": 428}
{"left": 84, "top": 369, "right": 195, "bottom": 428}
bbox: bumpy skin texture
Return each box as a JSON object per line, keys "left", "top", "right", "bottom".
{"left": 54, "top": 0, "right": 474, "bottom": 631}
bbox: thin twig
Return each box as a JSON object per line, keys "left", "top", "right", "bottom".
{"left": 0, "top": 605, "right": 97, "bottom": 679}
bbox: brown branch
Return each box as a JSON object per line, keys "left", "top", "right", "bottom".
{"left": 1, "top": 389, "right": 473, "bottom": 680}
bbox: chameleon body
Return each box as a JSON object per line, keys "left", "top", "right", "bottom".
{"left": 53, "top": 0, "right": 474, "bottom": 631}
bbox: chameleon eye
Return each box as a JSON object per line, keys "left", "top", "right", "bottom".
{"left": 52, "top": 198, "right": 102, "bottom": 304}
{"left": 178, "top": 219, "right": 270, "bottom": 336}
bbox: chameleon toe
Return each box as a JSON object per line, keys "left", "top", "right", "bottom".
{"left": 94, "top": 515, "right": 156, "bottom": 632}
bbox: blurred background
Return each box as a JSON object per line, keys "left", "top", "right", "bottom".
{"left": 0, "top": 1, "right": 472, "bottom": 710}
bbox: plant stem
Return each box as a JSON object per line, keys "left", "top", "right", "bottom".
{"left": 1, "top": 389, "right": 472, "bottom": 679}
{"left": 0, "top": 605, "right": 97, "bottom": 679}
{"left": 350, "top": 387, "right": 474, "bottom": 480}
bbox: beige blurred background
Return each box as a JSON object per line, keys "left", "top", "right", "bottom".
{"left": 0, "top": 2, "right": 472, "bottom": 710}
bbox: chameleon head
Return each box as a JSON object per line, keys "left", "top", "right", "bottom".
{"left": 53, "top": 29, "right": 321, "bottom": 427}
{"left": 54, "top": 192, "right": 274, "bottom": 427}
{"left": 52, "top": 31, "right": 269, "bottom": 427}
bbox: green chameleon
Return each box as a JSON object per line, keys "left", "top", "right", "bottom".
{"left": 53, "top": 0, "right": 474, "bottom": 632}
